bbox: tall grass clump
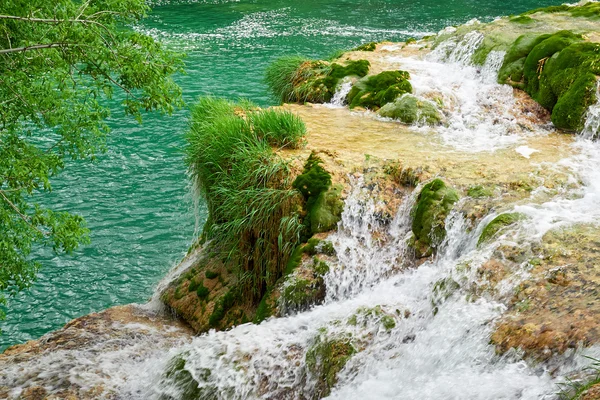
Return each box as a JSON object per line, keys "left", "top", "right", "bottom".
{"left": 265, "top": 56, "right": 331, "bottom": 103}
{"left": 249, "top": 109, "right": 306, "bottom": 149}
{"left": 185, "top": 96, "right": 307, "bottom": 302}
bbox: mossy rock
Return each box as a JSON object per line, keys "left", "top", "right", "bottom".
{"left": 378, "top": 94, "right": 443, "bottom": 125}
{"left": 499, "top": 30, "right": 599, "bottom": 132}
{"left": 478, "top": 213, "right": 526, "bottom": 246}
{"left": 281, "top": 275, "right": 326, "bottom": 314}
{"left": 347, "top": 305, "right": 397, "bottom": 330}
{"left": 305, "top": 335, "right": 356, "bottom": 398}
{"left": 467, "top": 185, "right": 493, "bottom": 198}
{"left": 315, "top": 60, "right": 371, "bottom": 102}
{"left": 411, "top": 179, "right": 459, "bottom": 257}
{"left": 347, "top": 70, "right": 412, "bottom": 110}
{"left": 160, "top": 354, "right": 216, "bottom": 400}
{"left": 310, "top": 184, "right": 344, "bottom": 234}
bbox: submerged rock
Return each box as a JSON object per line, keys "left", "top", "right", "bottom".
{"left": 378, "top": 94, "right": 443, "bottom": 125}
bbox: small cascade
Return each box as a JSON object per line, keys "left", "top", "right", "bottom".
{"left": 429, "top": 30, "right": 484, "bottom": 65}
{"left": 580, "top": 81, "right": 600, "bottom": 140}
{"left": 326, "top": 78, "right": 354, "bottom": 108}
{"left": 324, "top": 177, "right": 414, "bottom": 301}
{"left": 387, "top": 46, "right": 526, "bottom": 152}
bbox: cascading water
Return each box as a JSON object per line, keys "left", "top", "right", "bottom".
{"left": 326, "top": 78, "right": 354, "bottom": 108}
{"left": 580, "top": 81, "right": 600, "bottom": 141}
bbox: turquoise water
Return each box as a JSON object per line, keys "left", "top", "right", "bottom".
{"left": 0, "top": 0, "right": 562, "bottom": 350}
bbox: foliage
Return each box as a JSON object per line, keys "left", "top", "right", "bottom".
{"left": 347, "top": 70, "right": 412, "bottom": 110}
{"left": 264, "top": 56, "right": 328, "bottom": 103}
{"left": 205, "top": 270, "right": 219, "bottom": 279}
{"left": 0, "top": 0, "right": 183, "bottom": 321}
{"left": 185, "top": 97, "right": 306, "bottom": 303}
{"left": 557, "top": 357, "right": 600, "bottom": 400}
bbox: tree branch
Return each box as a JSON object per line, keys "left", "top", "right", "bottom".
{"left": 0, "top": 43, "right": 73, "bottom": 54}
{"left": 0, "top": 189, "right": 45, "bottom": 236}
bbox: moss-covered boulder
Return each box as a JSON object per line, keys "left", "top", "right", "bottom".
{"left": 478, "top": 212, "right": 525, "bottom": 246}
{"left": 378, "top": 94, "right": 443, "bottom": 125}
{"left": 498, "top": 30, "right": 600, "bottom": 132}
{"left": 293, "top": 153, "right": 344, "bottom": 236}
{"left": 305, "top": 334, "right": 356, "bottom": 398}
{"left": 410, "top": 179, "right": 459, "bottom": 257}
{"left": 347, "top": 70, "right": 413, "bottom": 110}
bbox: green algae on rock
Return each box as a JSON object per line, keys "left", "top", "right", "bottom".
{"left": 410, "top": 179, "right": 459, "bottom": 257}
{"left": 305, "top": 334, "right": 356, "bottom": 398}
{"left": 478, "top": 212, "right": 525, "bottom": 246}
{"left": 293, "top": 153, "right": 344, "bottom": 237}
{"left": 347, "top": 70, "right": 412, "bottom": 110}
{"left": 378, "top": 94, "right": 443, "bottom": 125}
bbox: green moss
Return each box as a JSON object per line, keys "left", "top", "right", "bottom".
{"left": 378, "top": 94, "right": 442, "bottom": 125}
{"left": 509, "top": 15, "right": 534, "bottom": 24}
{"left": 384, "top": 161, "right": 420, "bottom": 187}
{"left": 467, "top": 185, "right": 493, "bottom": 198}
{"left": 406, "top": 38, "right": 417, "bottom": 44}
{"left": 522, "top": 5, "right": 570, "bottom": 15}
{"left": 352, "top": 42, "right": 377, "bottom": 52}
{"left": 265, "top": 57, "right": 369, "bottom": 104}
{"left": 381, "top": 315, "right": 396, "bottom": 330}
{"left": 209, "top": 290, "right": 236, "bottom": 327}
{"left": 347, "top": 70, "right": 412, "bottom": 110}
{"left": 293, "top": 153, "right": 343, "bottom": 237}
{"left": 411, "top": 179, "right": 459, "bottom": 257}
{"left": 309, "top": 184, "right": 344, "bottom": 234}
{"left": 313, "top": 257, "right": 330, "bottom": 276}
{"left": 522, "top": 31, "right": 582, "bottom": 105}
{"left": 205, "top": 270, "right": 219, "bottom": 279}
{"left": 159, "top": 354, "right": 208, "bottom": 400}
{"left": 498, "top": 31, "right": 599, "bottom": 132}
{"left": 281, "top": 276, "right": 325, "bottom": 312}
{"left": 196, "top": 282, "right": 210, "bottom": 300}
{"left": 478, "top": 213, "right": 526, "bottom": 246}
{"left": 498, "top": 33, "right": 552, "bottom": 87}
{"left": 174, "top": 287, "right": 185, "bottom": 300}
{"left": 188, "top": 279, "right": 199, "bottom": 292}
{"left": 305, "top": 335, "right": 356, "bottom": 398}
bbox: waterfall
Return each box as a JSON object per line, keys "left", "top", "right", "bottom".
{"left": 326, "top": 78, "right": 354, "bottom": 108}
{"left": 580, "top": 81, "right": 600, "bottom": 140}
{"left": 123, "top": 184, "right": 580, "bottom": 400}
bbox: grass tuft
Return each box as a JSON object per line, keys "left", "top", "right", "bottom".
{"left": 186, "top": 96, "right": 306, "bottom": 304}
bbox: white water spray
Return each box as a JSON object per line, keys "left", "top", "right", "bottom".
{"left": 326, "top": 78, "right": 354, "bottom": 108}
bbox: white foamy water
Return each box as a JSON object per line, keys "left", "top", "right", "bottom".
{"left": 325, "top": 78, "right": 354, "bottom": 108}
{"left": 580, "top": 81, "right": 600, "bottom": 140}
{"left": 383, "top": 32, "right": 543, "bottom": 152}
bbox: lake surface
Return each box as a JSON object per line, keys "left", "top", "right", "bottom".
{"left": 0, "top": 0, "right": 563, "bottom": 350}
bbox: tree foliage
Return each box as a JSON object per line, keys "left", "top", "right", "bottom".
{"left": 0, "top": 0, "right": 184, "bottom": 320}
